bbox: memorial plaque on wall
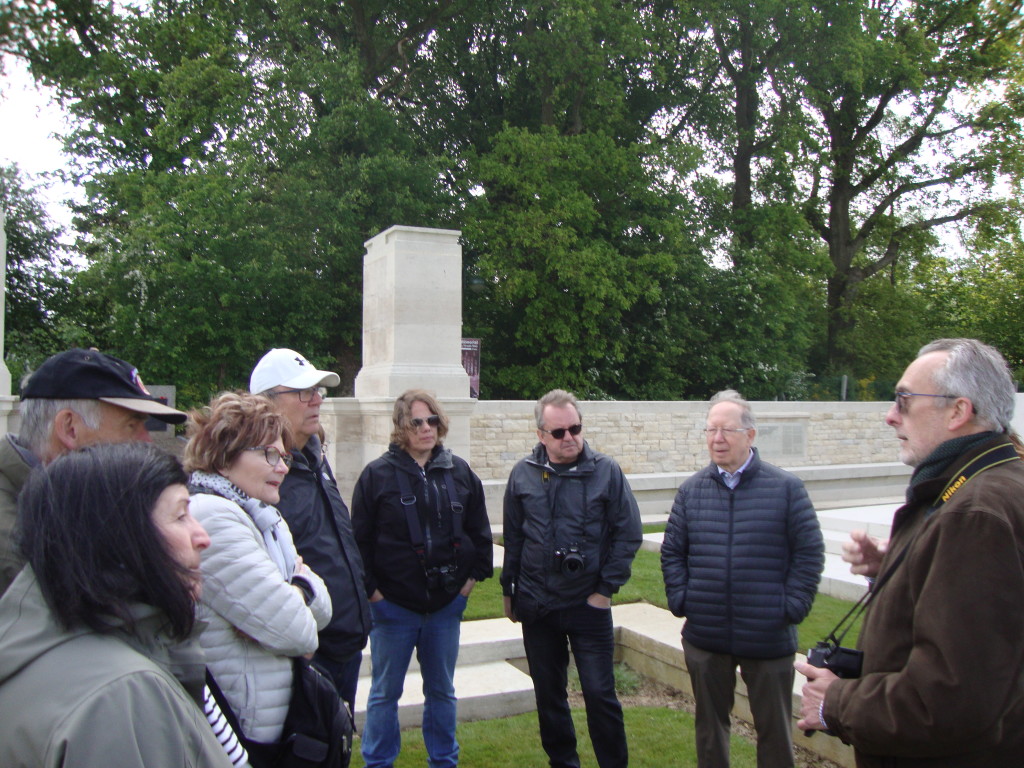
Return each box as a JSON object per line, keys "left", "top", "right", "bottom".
{"left": 461, "top": 339, "right": 481, "bottom": 398}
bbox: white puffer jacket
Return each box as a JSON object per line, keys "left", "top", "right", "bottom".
{"left": 191, "top": 493, "right": 332, "bottom": 743}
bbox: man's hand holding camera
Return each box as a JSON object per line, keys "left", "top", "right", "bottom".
{"left": 795, "top": 660, "right": 839, "bottom": 732}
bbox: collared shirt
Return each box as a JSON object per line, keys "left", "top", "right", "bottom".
{"left": 717, "top": 449, "right": 754, "bottom": 489}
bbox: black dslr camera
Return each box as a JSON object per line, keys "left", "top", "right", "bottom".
{"left": 425, "top": 564, "right": 460, "bottom": 594}
{"left": 807, "top": 640, "right": 863, "bottom": 679}
{"left": 804, "top": 640, "right": 863, "bottom": 737}
{"left": 553, "top": 545, "right": 585, "bottom": 575}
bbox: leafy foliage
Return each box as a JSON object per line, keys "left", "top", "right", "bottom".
{"left": 0, "top": 164, "right": 74, "bottom": 386}
{"left": 4, "top": 0, "right": 1024, "bottom": 399}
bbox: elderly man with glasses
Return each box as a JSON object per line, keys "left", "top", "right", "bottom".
{"left": 250, "top": 348, "right": 371, "bottom": 716}
{"left": 502, "top": 388, "right": 642, "bottom": 768}
{"left": 661, "top": 389, "right": 824, "bottom": 768}
{"left": 797, "top": 339, "right": 1024, "bottom": 768}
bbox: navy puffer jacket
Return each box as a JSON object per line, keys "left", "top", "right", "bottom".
{"left": 661, "top": 448, "right": 824, "bottom": 658}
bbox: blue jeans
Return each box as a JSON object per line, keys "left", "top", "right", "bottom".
{"left": 521, "top": 602, "right": 627, "bottom": 768}
{"left": 361, "top": 595, "right": 467, "bottom": 768}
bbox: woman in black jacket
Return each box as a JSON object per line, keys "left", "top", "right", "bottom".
{"left": 352, "top": 389, "right": 492, "bottom": 768}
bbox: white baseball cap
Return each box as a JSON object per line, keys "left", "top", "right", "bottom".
{"left": 249, "top": 348, "right": 341, "bottom": 394}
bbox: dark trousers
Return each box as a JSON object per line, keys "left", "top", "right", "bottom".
{"left": 521, "top": 603, "right": 628, "bottom": 768}
{"left": 683, "top": 637, "right": 795, "bottom": 768}
{"left": 313, "top": 649, "right": 363, "bottom": 715}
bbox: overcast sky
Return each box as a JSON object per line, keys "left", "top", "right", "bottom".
{"left": 0, "top": 56, "right": 81, "bottom": 231}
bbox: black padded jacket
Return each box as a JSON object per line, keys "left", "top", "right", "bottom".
{"left": 275, "top": 435, "right": 371, "bottom": 662}
{"left": 661, "top": 447, "right": 824, "bottom": 659}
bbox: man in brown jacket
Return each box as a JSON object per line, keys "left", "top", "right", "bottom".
{"left": 797, "top": 338, "right": 1024, "bottom": 767}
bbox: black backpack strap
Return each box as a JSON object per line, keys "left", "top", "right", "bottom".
{"left": 394, "top": 467, "right": 428, "bottom": 569}
{"left": 443, "top": 468, "right": 464, "bottom": 556}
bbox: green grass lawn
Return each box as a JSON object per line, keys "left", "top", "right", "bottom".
{"left": 348, "top": 706, "right": 761, "bottom": 768}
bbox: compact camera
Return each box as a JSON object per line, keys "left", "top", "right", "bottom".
{"left": 553, "top": 545, "right": 585, "bottom": 576}
{"left": 425, "top": 564, "right": 460, "bottom": 594}
{"left": 807, "top": 640, "right": 864, "bottom": 679}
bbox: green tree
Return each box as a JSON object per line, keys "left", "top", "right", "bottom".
{"left": 10, "top": 0, "right": 451, "bottom": 401}
{"left": 0, "top": 164, "right": 74, "bottom": 386}
{"left": 935, "top": 215, "right": 1024, "bottom": 373}
{"left": 794, "top": 0, "right": 1024, "bottom": 372}
{"left": 681, "top": 0, "right": 1024, "bottom": 378}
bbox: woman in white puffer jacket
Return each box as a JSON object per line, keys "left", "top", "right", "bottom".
{"left": 184, "top": 392, "right": 332, "bottom": 746}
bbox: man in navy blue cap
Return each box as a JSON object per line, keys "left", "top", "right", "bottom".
{"left": 0, "top": 348, "right": 186, "bottom": 593}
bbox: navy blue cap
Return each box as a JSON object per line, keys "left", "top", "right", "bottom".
{"left": 21, "top": 349, "right": 186, "bottom": 424}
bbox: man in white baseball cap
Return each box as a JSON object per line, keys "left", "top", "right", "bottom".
{"left": 250, "top": 349, "right": 370, "bottom": 713}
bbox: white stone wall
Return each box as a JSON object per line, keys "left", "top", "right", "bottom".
{"left": 319, "top": 397, "right": 901, "bottom": 494}
{"left": 467, "top": 399, "right": 899, "bottom": 481}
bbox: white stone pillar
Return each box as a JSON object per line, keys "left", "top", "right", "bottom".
{"left": 355, "top": 225, "right": 471, "bottom": 398}
{"left": 352, "top": 225, "right": 475, "bottom": 468}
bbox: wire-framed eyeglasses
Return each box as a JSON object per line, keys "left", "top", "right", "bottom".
{"left": 704, "top": 427, "right": 750, "bottom": 437}
{"left": 244, "top": 445, "right": 293, "bottom": 468}
{"left": 893, "top": 391, "right": 957, "bottom": 414}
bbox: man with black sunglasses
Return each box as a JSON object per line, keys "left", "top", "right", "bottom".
{"left": 501, "top": 388, "right": 641, "bottom": 768}
{"left": 250, "top": 348, "right": 371, "bottom": 715}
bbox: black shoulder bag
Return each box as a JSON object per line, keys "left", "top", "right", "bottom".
{"left": 206, "top": 658, "right": 353, "bottom": 768}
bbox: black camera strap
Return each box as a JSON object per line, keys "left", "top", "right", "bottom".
{"left": 822, "top": 440, "right": 1021, "bottom": 648}
{"left": 394, "top": 465, "right": 464, "bottom": 571}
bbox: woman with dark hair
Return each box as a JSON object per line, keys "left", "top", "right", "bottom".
{"left": 184, "top": 391, "right": 331, "bottom": 750}
{"left": 0, "top": 442, "right": 234, "bottom": 767}
{"left": 352, "top": 389, "right": 493, "bottom": 768}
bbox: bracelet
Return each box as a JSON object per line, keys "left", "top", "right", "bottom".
{"left": 818, "top": 699, "right": 828, "bottom": 730}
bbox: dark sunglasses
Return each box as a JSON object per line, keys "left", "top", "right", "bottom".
{"left": 410, "top": 415, "right": 441, "bottom": 429}
{"left": 540, "top": 423, "right": 583, "bottom": 440}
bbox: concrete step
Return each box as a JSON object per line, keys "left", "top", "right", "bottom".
{"left": 352, "top": 658, "right": 536, "bottom": 730}
{"left": 817, "top": 503, "right": 898, "bottom": 539}
{"left": 353, "top": 617, "right": 533, "bottom": 730}
{"left": 358, "top": 616, "right": 523, "bottom": 677}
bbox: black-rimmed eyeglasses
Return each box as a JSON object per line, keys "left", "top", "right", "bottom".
{"left": 540, "top": 424, "right": 583, "bottom": 440}
{"left": 244, "top": 445, "right": 293, "bottom": 468}
{"left": 893, "top": 391, "right": 957, "bottom": 414}
{"left": 270, "top": 386, "right": 326, "bottom": 403}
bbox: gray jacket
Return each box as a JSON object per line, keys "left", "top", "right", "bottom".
{"left": 0, "top": 434, "right": 36, "bottom": 595}
{"left": 501, "top": 441, "right": 642, "bottom": 611}
{"left": 0, "top": 567, "right": 233, "bottom": 768}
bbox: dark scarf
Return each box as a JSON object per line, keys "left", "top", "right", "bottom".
{"left": 908, "top": 431, "right": 998, "bottom": 500}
